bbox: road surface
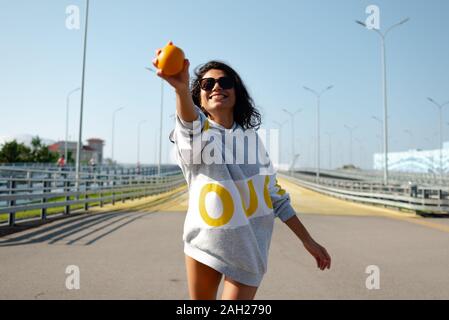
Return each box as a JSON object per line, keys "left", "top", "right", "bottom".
{"left": 1, "top": 178, "right": 449, "bottom": 299}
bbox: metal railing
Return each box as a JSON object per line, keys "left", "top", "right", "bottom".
{"left": 0, "top": 163, "right": 181, "bottom": 177}
{"left": 0, "top": 166, "right": 186, "bottom": 227}
{"left": 281, "top": 170, "right": 449, "bottom": 215}
{"left": 297, "top": 167, "right": 449, "bottom": 186}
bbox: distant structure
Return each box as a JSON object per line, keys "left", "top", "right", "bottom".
{"left": 373, "top": 142, "right": 449, "bottom": 173}
{"left": 49, "top": 138, "right": 104, "bottom": 164}
{"left": 86, "top": 138, "right": 105, "bottom": 164}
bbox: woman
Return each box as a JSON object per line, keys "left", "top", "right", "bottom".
{"left": 152, "top": 44, "right": 331, "bottom": 300}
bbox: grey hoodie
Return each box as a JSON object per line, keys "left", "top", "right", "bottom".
{"left": 169, "top": 105, "right": 297, "bottom": 286}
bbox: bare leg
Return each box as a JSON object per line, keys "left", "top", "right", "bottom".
{"left": 185, "top": 255, "right": 223, "bottom": 300}
{"left": 221, "top": 276, "right": 259, "bottom": 300}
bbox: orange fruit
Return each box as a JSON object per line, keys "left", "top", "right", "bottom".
{"left": 156, "top": 42, "right": 185, "bottom": 76}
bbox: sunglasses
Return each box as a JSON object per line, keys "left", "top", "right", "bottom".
{"left": 199, "top": 77, "right": 235, "bottom": 91}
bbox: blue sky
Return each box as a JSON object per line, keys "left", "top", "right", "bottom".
{"left": 1, "top": 0, "right": 448, "bottom": 168}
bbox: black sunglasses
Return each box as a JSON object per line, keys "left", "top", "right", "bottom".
{"left": 199, "top": 77, "right": 235, "bottom": 91}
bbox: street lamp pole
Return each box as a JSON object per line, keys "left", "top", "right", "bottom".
{"left": 65, "top": 87, "right": 80, "bottom": 162}
{"left": 325, "top": 132, "right": 332, "bottom": 169}
{"left": 282, "top": 108, "right": 302, "bottom": 172}
{"left": 75, "top": 0, "right": 90, "bottom": 189}
{"left": 304, "top": 85, "right": 334, "bottom": 182}
{"left": 427, "top": 97, "right": 449, "bottom": 175}
{"left": 356, "top": 17, "right": 410, "bottom": 185}
{"left": 146, "top": 67, "right": 164, "bottom": 176}
{"left": 111, "top": 106, "right": 124, "bottom": 165}
{"left": 372, "top": 115, "right": 384, "bottom": 169}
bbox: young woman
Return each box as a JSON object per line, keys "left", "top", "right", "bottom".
{"left": 152, "top": 44, "right": 331, "bottom": 300}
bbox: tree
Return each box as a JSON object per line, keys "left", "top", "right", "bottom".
{"left": 30, "top": 136, "right": 58, "bottom": 163}
{"left": 0, "top": 136, "right": 59, "bottom": 164}
{"left": 0, "top": 140, "right": 31, "bottom": 163}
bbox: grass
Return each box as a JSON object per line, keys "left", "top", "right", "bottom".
{"left": 0, "top": 189, "right": 149, "bottom": 223}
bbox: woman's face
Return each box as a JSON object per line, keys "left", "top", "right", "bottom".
{"left": 199, "top": 69, "right": 236, "bottom": 117}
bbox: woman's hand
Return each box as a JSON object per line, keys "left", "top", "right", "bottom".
{"left": 152, "top": 41, "right": 190, "bottom": 93}
{"left": 303, "top": 238, "right": 331, "bottom": 270}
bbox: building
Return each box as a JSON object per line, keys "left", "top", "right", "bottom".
{"left": 86, "top": 138, "right": 105, "bottom": 164}
{"left": 373, "top": 142, "right": 449, "bottom": 173}
{"left": 48, "top": 138, "right": 105, "bottom": 164}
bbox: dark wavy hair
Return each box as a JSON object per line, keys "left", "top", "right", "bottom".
{"left": 190, "top": 60, "right": 261, "bottom": 130}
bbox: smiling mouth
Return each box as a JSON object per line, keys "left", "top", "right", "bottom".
{"left": 209, "top": 94, "right": 228, "bottom": 100}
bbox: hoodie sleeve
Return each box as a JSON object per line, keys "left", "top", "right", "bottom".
{"left": 266, "top": 172, "right": 297, "bottom": 222}
{"left": 255, "top": 131, "right": 297, "bottom": 222}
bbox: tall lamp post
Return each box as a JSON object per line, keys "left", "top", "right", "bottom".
{"left": 65, "top": 87, "right": 80, "bottom": 163}
{"left": 372, "top": 115, "right": 384, "bottom": 170}
{"left": 146, "top": 67, "right": 164, "bottom": 176}
{"left": 282, "top": 108, "right": 302, "bottom": 172}
{"left": 303, "top": 85, "right": 334, "bottom": 182}
{"left": 75, "top": 0, "right": 90, "bottom": 189}
{"left": 427, "top": 97, "right": 449, "bottom": 175}
{"left": 111, "top": 106, "right": 124, "bottom": 165}
{"left": 356, "top": 17, "right": 410, "bottom": 185}
{"left": 325, "top": 131, "right": 333, "bottom": 170}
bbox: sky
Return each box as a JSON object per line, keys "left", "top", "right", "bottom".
{"left": 1, "top": 0, "right": 448, "bottom": 169}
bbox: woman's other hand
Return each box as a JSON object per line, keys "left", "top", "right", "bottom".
{"left": 303, "top": 238, "right": 331, "bottom": 270}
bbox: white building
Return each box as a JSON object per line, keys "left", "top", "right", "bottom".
{"left": 374, "top": 142, "right": 449, "bottom": 173}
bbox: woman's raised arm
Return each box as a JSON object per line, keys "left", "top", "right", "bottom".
{"left": 152, "top": 43, "right": 197, "bottom": 123}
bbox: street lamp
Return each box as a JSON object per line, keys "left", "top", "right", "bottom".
{"left": 344, "top": 125, "right": 357, "bottom": 165}
{"left": 325, "top": 131, "right": 332, "bottom": 170}
{"left": 65, "top": 87, "right": 80, "bottom": 163}
{"left": 356, "top": 17, "right": 410, "bottom": 185}
{"left": 372, "top": 115, "right": 385, "bottom": 169}
{"left": 137, "top": 120, "right": 147, "bottom": 171}
{"left": 303, "top": 85, "right": 334, "bottom": 181}
{"left": 111, "top": 106, "right": 124, "bottom": 165}
{"left": 427, "top": 97, "right": 449, "bottom": 175}
{"left": 146, "top": 67, "right": 164, "bottom": 176}
{"left": 282, "top": 108, "right": 302, "bottom": 171}
{"left": 75, "top": 0, "right": 90, "bottom": 189}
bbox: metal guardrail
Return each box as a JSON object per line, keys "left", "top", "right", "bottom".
{"left": 280, "top": 171, "right": 449, "bottom": 215}
{"left": 0, "top": 166, "right": 186, "bottom": 227}
{"left": 298, "top": 167, "right": 449, "bottom": 187}
{"left": 0, "top": 163, "right": 181, "bottom": 177}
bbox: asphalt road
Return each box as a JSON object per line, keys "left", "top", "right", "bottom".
{"left": 1, "top": 178, "right": 449, "bottom": 300}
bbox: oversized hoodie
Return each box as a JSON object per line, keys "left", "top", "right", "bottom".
{"left": 169, "top": 105, "right": 297, "bottom": 286}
